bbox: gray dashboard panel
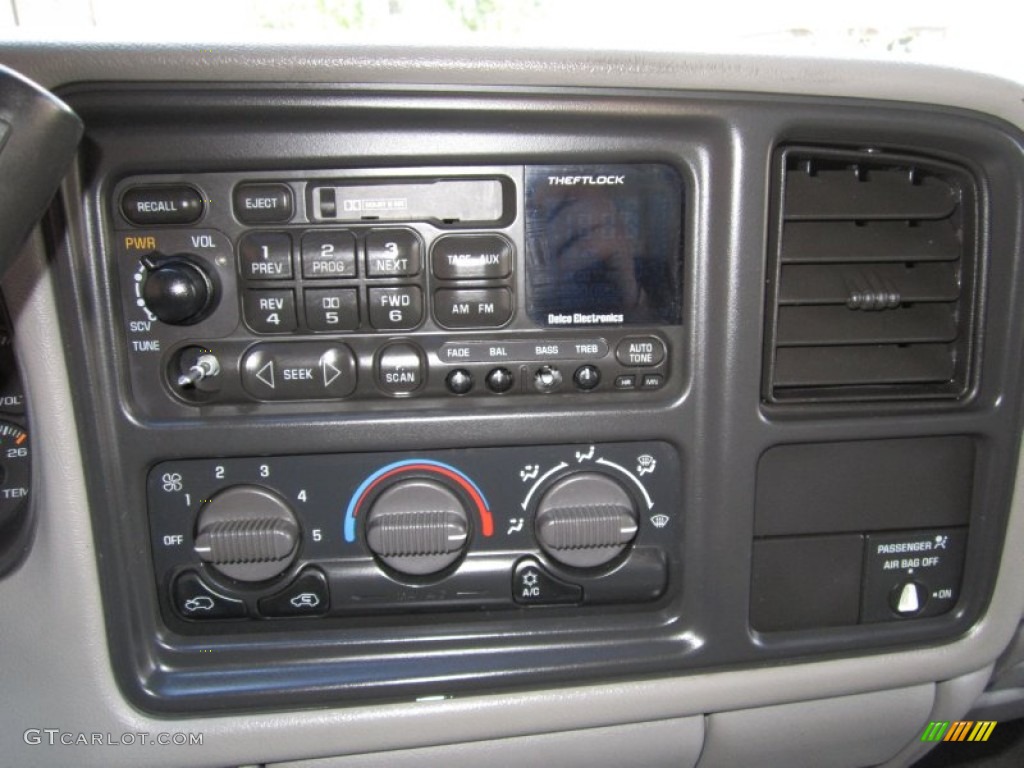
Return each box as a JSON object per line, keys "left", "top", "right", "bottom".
{"left": 0, "top": 45, "right": 1022, "bottom": 768}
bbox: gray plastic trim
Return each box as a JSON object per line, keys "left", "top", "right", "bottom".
{"left": 269, "top": 716, "right": 704, "bottom": 768}
{"left": 0, "top": 50, "right": 1021, "bottom": 767}
{"left": 881, "top": 665, "right": 994, "bottom": 768}
{"left": 696, "top": 685, "right": 934, "bottom": 768}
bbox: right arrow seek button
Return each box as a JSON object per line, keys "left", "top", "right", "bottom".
{"left": 861, "top": 528, "right": 967, "bottom": 622}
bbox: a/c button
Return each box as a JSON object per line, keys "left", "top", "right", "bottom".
{"left": 513, "top": 558, "right": 582, "bottom": 605}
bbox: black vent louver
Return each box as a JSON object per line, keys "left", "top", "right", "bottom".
{"left": 764, "top": 147, "right": 979, "bottom": 403}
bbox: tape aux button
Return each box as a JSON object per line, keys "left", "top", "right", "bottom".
{"left": 241, "top": 342, "right": 357, "bottom": 400}
{"left": 431, "top": 234, "right": 513, "bottom": 280}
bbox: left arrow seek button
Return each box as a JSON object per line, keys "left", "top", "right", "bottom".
{"left": 242, "top": 343, "right": 357, "bottom": 400}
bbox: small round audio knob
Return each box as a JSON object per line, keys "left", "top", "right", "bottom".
{"left": 364, "top": 478, "right": 470, "bottom": 576}
{"left": 141, "top": 253, "right": 217, "bottom": 325}
{"left": 193, "top": 486, "right": 299, "bottom": 582}
{"left": 534, "top": 472, "right": 638, "bottom": 569}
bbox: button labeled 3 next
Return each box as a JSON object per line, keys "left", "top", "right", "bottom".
{"left": 242, "top": 343, "right": 357, "bottom": 400}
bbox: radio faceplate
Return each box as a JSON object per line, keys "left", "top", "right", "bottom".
{"left": 109, "top": 165, "right": 684, "bottom": 418}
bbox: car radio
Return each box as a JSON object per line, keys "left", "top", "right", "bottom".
{"left": 109, "top": 164, "right": 685, "bottom": 417}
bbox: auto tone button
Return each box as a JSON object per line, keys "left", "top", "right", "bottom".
{"left": 615, "top": 336, "right": 666, "bottom": 367}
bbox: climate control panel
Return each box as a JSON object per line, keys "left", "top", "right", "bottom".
{"left": 148, "top": 441, "right": 679, "bottom": 624}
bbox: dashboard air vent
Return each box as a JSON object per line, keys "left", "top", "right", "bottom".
{"left": 764, "top": 147, "right": 979, "bottom": 403}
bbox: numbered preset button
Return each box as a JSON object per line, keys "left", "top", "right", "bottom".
{"left": 301, "top": 230, "right": 357, "bottom": 279}
{"left": 305, "top": 288, "right": 359, "bottom": 332}
{"left": 368, "top": 286, "right": 424, "bottom": 330}
{"left": 243, "top": 289, "right": 298, "bottom": 333}
{"left": 365, "top": 229, "right": 421, "bottom": 277}
{"left": 239, "top": 232, "right": 293, "bottom": 280}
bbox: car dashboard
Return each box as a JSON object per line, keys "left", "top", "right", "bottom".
{"left": 0, "top": 43, "right": 1023, "bottom": 768}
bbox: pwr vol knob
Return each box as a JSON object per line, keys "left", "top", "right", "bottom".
{"left": 140, "top": 253, "right": 217, "bottom": 325}
{"left": 364, "top": 479, "right": 470, "bottom": 576}
{"left": 193, "top": 486, "right": 299, "bottom": 582}
{"left": 535, "top": 472, "right": 638, "bottom": 569}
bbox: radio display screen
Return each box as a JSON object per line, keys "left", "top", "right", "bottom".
{"left": 524, "top": 164, "right": 683, "bottom": 327}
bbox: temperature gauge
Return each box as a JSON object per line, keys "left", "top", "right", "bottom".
{"left": 0, "top": 421, "right": 30, "bottom": 525}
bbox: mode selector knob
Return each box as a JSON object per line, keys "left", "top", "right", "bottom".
{"left": 535, "top": 472, "right": 638, "bottom": 569}
{"left": 141, "top": 253, "right": 217, "bottom": 325}
{"left": 193, "top": 486, "right": 299, "bottom": 582}
{"left": 365, "top": 479, "right": 469, "bottom": 576}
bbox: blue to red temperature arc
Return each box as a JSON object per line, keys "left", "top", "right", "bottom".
{"left": 343, "top": 459, "right": 493, "bottom": 543}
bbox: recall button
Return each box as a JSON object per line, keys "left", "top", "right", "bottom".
{"left": 172, "top": 571, "right": 246, "bottom": 620}
{"left": 233, "top": 183, "right": 293, "bottom": 224}
{"left": 434, "top": 288, "right": 512, "bottom": 329}
{"left": 242, "top": 342, "right": 357, "bottom": 400}
{"left": 615, "top": 336, "right": 666, "bottom": 367}
{"left": 431, "top": 234, "right": 513, "bottom": 280}
{"left": 121, "top": 185, "right": 204, "bottom": 226}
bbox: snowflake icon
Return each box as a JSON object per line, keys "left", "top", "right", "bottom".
{"left": 522, "top": 570, "right": 539, "bottom": 588}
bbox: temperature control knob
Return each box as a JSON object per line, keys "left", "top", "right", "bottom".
{"left": 193, "top": 486, "right": 299, "bottom": 582}
{"left": 364, "top": 478, "right": 469, "bottom": 576}
{"left": 140, "top": 253, "right": 217, "bottom": 325}
{"left": 535, "top": 472, "right": 638, "bottom": 569}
